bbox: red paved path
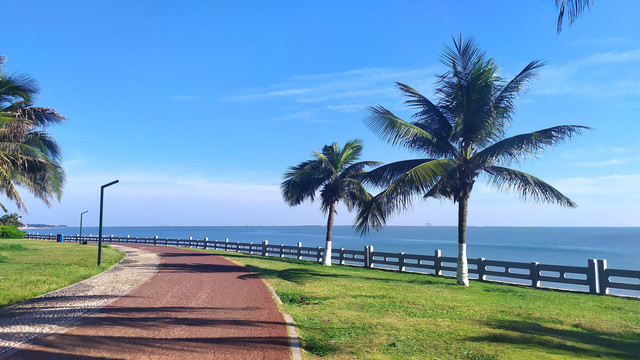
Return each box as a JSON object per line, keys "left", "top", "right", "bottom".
{"left": 7, "top": 245, "right": 290, "bottom": 360}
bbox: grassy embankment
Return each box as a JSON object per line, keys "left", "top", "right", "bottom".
{"left": 205, "top": 250, "right": 639, "bottom": 360}
{"left": 0, "top": 238, "right": 125, "bottom": 309}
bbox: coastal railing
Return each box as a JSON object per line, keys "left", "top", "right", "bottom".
{"left": 25, "top": 233, "right": 639, "bottom": 297}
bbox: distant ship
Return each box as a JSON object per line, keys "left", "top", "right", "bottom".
{"left": 425, "top": 222, "right": 432, "bottom": 227}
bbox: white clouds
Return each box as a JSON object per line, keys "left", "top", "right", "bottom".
{"left": 581, "top": 49, "right": 640, "bottom": 65}
{"left": 325, "top": 104, "right": 368, "bottom": 113}
{"left": 574, "top": 158, "right": 637, "bottom": 167}
{"left": 224, "top": 66, "right": 438, "bottom": 105}
{"left": 552, "top": 174, "right": 640, "bottom": 197}
{"left": 533, "top": 48, "right": 640, "bottom": 99}
{"left": 570, "top": 37, "right": 631, "bottom": 47}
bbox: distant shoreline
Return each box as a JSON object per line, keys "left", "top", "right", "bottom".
{"left": 19, "top": 226, "right": 68, "bottom": 230}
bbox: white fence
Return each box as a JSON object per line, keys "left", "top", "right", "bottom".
{"left": 25, "top": 233, "right": 640, "bottom": 297}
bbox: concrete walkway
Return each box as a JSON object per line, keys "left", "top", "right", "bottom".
{"left": 2, "top": 245, "right": 291, "bottom": 360}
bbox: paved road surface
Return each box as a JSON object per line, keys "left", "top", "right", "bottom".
{"left": 6, "top": 245, "right": 290, "bottom": 360}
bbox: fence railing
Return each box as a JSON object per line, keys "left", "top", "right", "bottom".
{"left": 25, "top": 232, "right": 639, "bottom": 297}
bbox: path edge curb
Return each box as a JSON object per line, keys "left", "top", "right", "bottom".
{"left": 264, "top": 281, "right": 303, "bottom": 360}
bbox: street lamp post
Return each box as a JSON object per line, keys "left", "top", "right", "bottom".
{"left": 98, "top": 180, "right": 119, "bottom": 266}
{"left": 79, "top": 210, "right": 88, "bottom": 243}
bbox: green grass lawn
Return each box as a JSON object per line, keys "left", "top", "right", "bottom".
{"left": 0, "top": 238, "right": 125, "bottom": 309}
{"left": 205, "top": 250, "right": 639, "bottom": 360}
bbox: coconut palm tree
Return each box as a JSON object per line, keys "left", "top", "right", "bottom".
{"left": 0, "top": 212, "right": 24, "bottom": 227}
{"left": 356, "top": 36, "right": 588, "bottom": 285}
{"left": 282, "top": 140, "right": 380, "bottom": 266}
{"left": 0, "top": 60, "right": 66, "bottom": 212}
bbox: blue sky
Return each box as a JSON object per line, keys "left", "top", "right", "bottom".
{"left": 1, "top": 0, "right": 638, "bottom": 227}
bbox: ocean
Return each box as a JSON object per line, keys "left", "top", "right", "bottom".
{"left": 32, "top": 226, "right": 639, "bottom": 271}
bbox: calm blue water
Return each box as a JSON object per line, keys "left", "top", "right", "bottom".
{"left": 32, "top": 226, "right": 639, "bottom": 271}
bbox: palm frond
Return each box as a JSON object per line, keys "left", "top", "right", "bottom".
{"left": 341, "top": 177, "right": 374, "bottom": 212}
{"left": 0, "top": 165, "right": 26, "bottom": 210}
{"left": 281, "top": 159, "right": 327, "bottom": 206}
{"left": 424, "top": 166, "right": 461, "bottom": 201}
{"left": 437, "top": 36, "right": 508, "bottom": 148}
{"left": 337, "top": 139, "right": 364, "bottom": 169}
{"left": 354, "top": 191, "right": 388, "bottom": 235}
{"left": 492, "top": 60, "right": 545, "bottom": 123}
{"left": 355, "top": 158, "right": 456, "bottom": 234}
{"left": 338, "top": 160, "right": 382, "bottom": 181}
{"left": 556, "top": 0, "right": 592, "bottom": 34}
{"left": 484, "top": 166, "right": 576, "bottom": 207}
{"left": 366, "top": 105, "right": 454, "bottom": 157}
{"left": 14, "top": 107, "right": 66, "bottom": 127}
{"left": 473, "top": 125, "right": 590, "bottom": 167}
{"left": 396, "top": 82, "right": 453, "bottom": 138}
{"left": 22, "top": 131, "right": 63, "bottom": 162}
{"left": 358, "top": 159, "right": 439, "bottom": 187}
{"left": 0, "top": 74, "right": 38, "bottom": 106}
{"left": 372, "top": 158, "right": 456, "bottom": 216}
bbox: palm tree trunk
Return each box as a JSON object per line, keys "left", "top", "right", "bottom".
{"left": 457, "top": 196, "right": 470, "bottom": 286}
{"left": 323, "top": 201, "right": 336, "bottom": 266}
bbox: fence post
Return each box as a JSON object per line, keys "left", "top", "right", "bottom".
{"left": 587, "top": 259, "right": 599, "bottom": 294}
{"left": 317, "top": 247, "right": 322, "bottom": 263}
{"left": 364, "top": 246, "right": 373, "bottom": 268}
{"left": 225, "top": 238, "right": 229, "bottom": 252}
{"left": 339, "top": 248, "right": 345, "bottom": 265}
{"left": 236, "top": 242, "right": 241, "bottom": 252}
{"left": 530, "top": 262, "right": 540, "bottom": 288}
{"left": 477, "top": 258, "right": 486, "bottom": 281}
{"left": 434, "top": 250, "right": 442, "bottom": 275}
{"left": 598, "top": 259, "right": 609, "bottom": 295}
{"left": 297, "top": 242, "right": 302, "bottom": 260}
{"left": 399, "top": 252, "right": 405, "bottom": 272}
{"left": 262, "top": 240, "right": 268, "bottom": 256}
{"left": 279, "top": 244, "right": 284, "bottom": 257}
{"left": 109, "top": 235, "right": 113, "bottom": 243}
{"left": 204, "top": 237, "right": 209, "bottom": 249}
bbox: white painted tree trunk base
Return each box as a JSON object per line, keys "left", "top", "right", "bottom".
{"left": 323, "top": 240, "right": 332, "bottom": 266}
{"left": 457, "top": 243, "right": 469, "bottom": 286}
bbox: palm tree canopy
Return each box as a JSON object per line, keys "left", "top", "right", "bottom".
{"left": 281, "top": 139, "right": 380, "bottom": 213}
{"left": 0, "top": 63, "right": 66, "bottom": 212}
{"left": 357, "top": 36, "right": 588, "bottom": 233}
{"left": 0, "top": 212, "right": 24, "bottom": 227}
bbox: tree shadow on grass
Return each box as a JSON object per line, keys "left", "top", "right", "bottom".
{"left": 241, "top": 264, "right": 335, "bottom": 285}
{"left": 468, "top": 319, "right": 640, "bottom": 359}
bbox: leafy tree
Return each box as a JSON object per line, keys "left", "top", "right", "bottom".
{"left": 0, "top": 213, "right": 24, "bottom": 227}
{"left": 356, "top": 36, "right": 587, "bottom": 285}
{"left": 282, "top": 140, "right": 379, "bottom": 265}
{"left": 0, "top": 57, "right": 65, "bottom": 212}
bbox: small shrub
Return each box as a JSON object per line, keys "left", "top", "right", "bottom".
{"left": 0, "top": 226, "right": 25, "bottom": 239}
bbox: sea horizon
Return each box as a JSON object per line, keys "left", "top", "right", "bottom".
{"left": 24, "top": 224, "right": 640, "bottom": 229}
